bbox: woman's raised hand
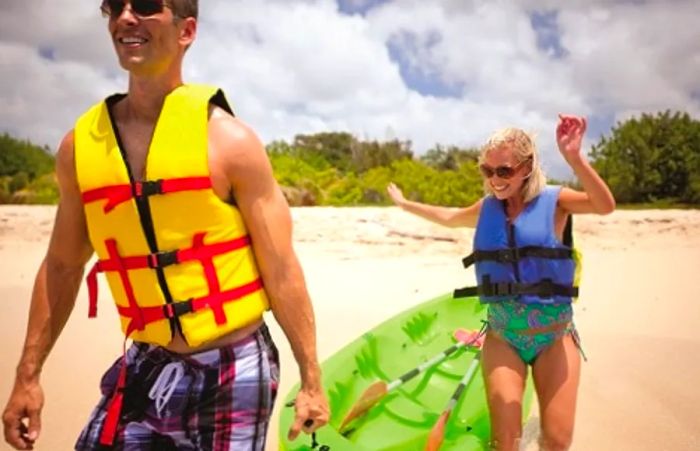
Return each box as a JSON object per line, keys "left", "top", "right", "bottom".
{"left": 556, "top": 114, "right": 587, "bottom": 163}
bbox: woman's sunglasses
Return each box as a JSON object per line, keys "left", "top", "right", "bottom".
{"left": 479, "top": 158, "right": 531, "bottom": 179}
{"left": 100, "top": 0, "right": 170, "bottom": 19}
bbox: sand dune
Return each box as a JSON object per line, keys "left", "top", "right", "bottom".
{"left": 1, "top": 205, "right": 699, "bottom": 450}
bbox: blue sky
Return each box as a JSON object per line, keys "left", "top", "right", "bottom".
{"left": 1, "top": 0, "right": 699, "bottom": 180}
{"left": 337, "top": 0, "right": 391, "bottom": 16}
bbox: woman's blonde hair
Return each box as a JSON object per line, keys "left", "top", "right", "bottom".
{"left": 479, "top": 127, "right": 547, "bottom": 203}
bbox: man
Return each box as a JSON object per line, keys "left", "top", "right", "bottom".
{"left": 2, "top": 0, "right": 329, "bottom": 449}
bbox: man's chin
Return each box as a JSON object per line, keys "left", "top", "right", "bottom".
{"left": 118, "top": 56, "right": 147, "bottom": 71}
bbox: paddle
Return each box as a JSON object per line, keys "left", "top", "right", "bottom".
{"left": 338, "top": 326, "right": 485, "bottom": 433}
{"left": 425, "top": 331, "right": 485, "bottom": 451}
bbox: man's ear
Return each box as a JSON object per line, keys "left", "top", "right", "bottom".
{"left": 179, "top": 17, "right": 197, "bottom": 49}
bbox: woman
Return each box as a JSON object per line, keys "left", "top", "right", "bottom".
{"left": 387, "top": 115, "right": 615, "bottom": 451}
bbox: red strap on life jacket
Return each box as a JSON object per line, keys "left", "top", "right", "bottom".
{"left": 82, "top": 176, "right": 212, "bottom": 213}
{"left": 82, "top": 185, "right": 133, "bottom": 213}
{"left": 116, "top": 278, "right": 263, "bottom": 332}
{"left": 86, "top": 235, "right": 251, "bottom": 318}
{"left": 105, "top": 239, "right": 146, "bottom": 332}
{"left": 98, "top": 338, "right": 129, "bottom": 446}
{"left": 191, "top": 232, "right": 223, "bottom": 324}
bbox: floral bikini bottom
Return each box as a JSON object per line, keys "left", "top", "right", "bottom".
{"left": 486, "top": 300, "right": 586, "bottom": 365}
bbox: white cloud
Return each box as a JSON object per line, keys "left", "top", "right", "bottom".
{"left": 0, "top": 0, "right": 118, "bottom": 69}
{"left": 1, "top": 0, "right": 698, "bottom": 179}
{"left": 559, "top": 1, "right": 700, "bottom": 117}
{"left": 0, "top": 42, "right": 121, "bottom": 148}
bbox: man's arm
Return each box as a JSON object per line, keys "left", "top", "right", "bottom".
{"left": 209, "top": 112, "right": 329, "bottom": 440}
{"left": 2, "top": 131, "right": 94, "bottom": 450}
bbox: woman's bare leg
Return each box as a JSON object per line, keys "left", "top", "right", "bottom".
{"left": 482, "top": 332, "right": 528, "bottom": 451}
{"left": 531, "top": 333, "right": 581, "bottom": 451}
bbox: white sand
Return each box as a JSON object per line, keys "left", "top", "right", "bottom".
{"left": 1, "top": 205, "right": 699, "bottom": 450}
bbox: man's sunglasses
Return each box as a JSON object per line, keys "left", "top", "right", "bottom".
{"left": 100, "top": 0, "right": 170, "bottom": 19}
{"left": 479, "top": 158, "right": 531, "bottom": 179}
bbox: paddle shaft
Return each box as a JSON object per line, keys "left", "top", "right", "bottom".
{"left": 340, "top": 328, "right": 485, "bottom": 432}
{"left": 387, "top": 339, "right": 473, "bottom": 392}
{"left": 424, "top": 351, "right": 482, "bottom": 451}
{"left": 443, "top": 351, "right": 481, "bottom": 412}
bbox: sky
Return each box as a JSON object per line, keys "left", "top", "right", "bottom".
{"left": 1, "top": 0, "right": 699, "bottom": 179}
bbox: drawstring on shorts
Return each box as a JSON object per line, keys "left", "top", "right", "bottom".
{"left": 148, "top": 361, "right": 185, "bottom": 418}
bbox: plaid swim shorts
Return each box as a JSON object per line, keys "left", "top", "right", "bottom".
{"left": 75, "top": 323, "right": 280, "bottom": 450}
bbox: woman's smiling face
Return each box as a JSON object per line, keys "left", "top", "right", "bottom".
{"left": 481, "top": 145, "right": 531, "bottom": 200}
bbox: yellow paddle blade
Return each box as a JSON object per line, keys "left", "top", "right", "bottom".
{"left": 425, "top": 411, "right": 449, "bottom": 451}
{"left": 338, "top": 380, "right": 388, "bottom": 432}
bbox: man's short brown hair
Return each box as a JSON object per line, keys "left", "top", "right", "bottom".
{"left": 170, "top": 0, "right": 197, "bottom": 19}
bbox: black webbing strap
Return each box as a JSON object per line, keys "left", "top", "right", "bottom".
{"left": 461, "top": 246, "right": 573, "bottom": 268}
{"left": 454, "top": 276, "right": 578, "bottom": 299}
{"left": 453, "top": 286, "right": 478, "bottom": 298}
{"left": 463, "top": 213, "right": 576, "bottom": 268}
{"left": 564, "top": 214, "right": 573, "bottom": 247}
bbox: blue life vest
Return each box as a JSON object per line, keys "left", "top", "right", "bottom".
{"left": 454, "top": 186, "right": 578, "bottom": 304}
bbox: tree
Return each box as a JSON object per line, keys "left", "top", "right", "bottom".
{"left": 293, "top": 132, "right": 355, "bottom": 173}
{"left": 589, "top": 111, "right": 700, "bottom": 204}
{"left": 0, "top": 133, "right": 58, "bottom": 204}
{"left": 0, "top": 133, "right": 55, "bottom": 178}
{"left": 421, "top": 144, "right": 480, "bottom": 171}
{"left": 351, "top": 139, "right": 413, "bottom": 173}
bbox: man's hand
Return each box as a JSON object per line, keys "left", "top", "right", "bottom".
{"left": 2, "top": 378, "right": 44, "bottom": 450}
{"left": 287, "top": 386, "right": 330, "bottom": 441}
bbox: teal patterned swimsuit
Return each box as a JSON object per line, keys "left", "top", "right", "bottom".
{"left": 487, "top": 300, "right": 584, "bottom": 365}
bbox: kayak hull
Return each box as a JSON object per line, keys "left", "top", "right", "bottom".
{"left": 279, "top": 293, "right": 534, "bottom": 450}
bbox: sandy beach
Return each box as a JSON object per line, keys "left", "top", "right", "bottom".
{"left": 1, "top": 205, "right": 699, "bottom": 450}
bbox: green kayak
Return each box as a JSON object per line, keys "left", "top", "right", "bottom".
{"left": 279, "top": 293, "right": 534, "bottom": 450}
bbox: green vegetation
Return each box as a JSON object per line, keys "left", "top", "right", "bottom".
{"left": 268, "top": 133, "right": 483, "bottom": 206}
{"left": 590, "top": 111, "right": 700, "bottom": 205}
{"left": 0, "top": 133, "right": 58, "bottom": 204}
{"left": 1, "top": 110, "right": 698, "bottom": 207}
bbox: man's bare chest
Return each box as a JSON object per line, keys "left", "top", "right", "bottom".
{"left": 114, "top": 120, "right": 231, "bottom": 203}
{"left": 115, "top": 121, "right": 154, "bottom": 181}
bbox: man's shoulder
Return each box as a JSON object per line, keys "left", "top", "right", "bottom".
{"left": 54, "top": 129, "right": 78, "bottom": 181}
{"left": 206, "top": 107, "right": 272, "bottom": 188}
{"left": 208, "top": 106, "right": 263, "bottom": 152}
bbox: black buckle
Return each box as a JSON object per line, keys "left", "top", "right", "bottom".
{"left": 479, "top": 275, "right": 493, "bottom": 296}
{"left": 163, "top": 300, "right": 194, "bottom": 319}
{"left": 493, "top": 282, "right": 513, "bottom": 295}
{"left": 537, "top": 278, "right": 554, "bottom": 298}
{"left": 479, "top": 278, "right": 513, "bottom": 296}
{"left": 133, "top": 179, "right": 163, "bottom": 198}
{"left": 148, "top": 250, "right": 178, "bottom": 268}
{"left": 497, "top": 249, "right": 519, "bottom": 263}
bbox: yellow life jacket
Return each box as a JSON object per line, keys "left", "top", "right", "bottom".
{"left": 74, "top": 84, "right": 269, "bottom": 347}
